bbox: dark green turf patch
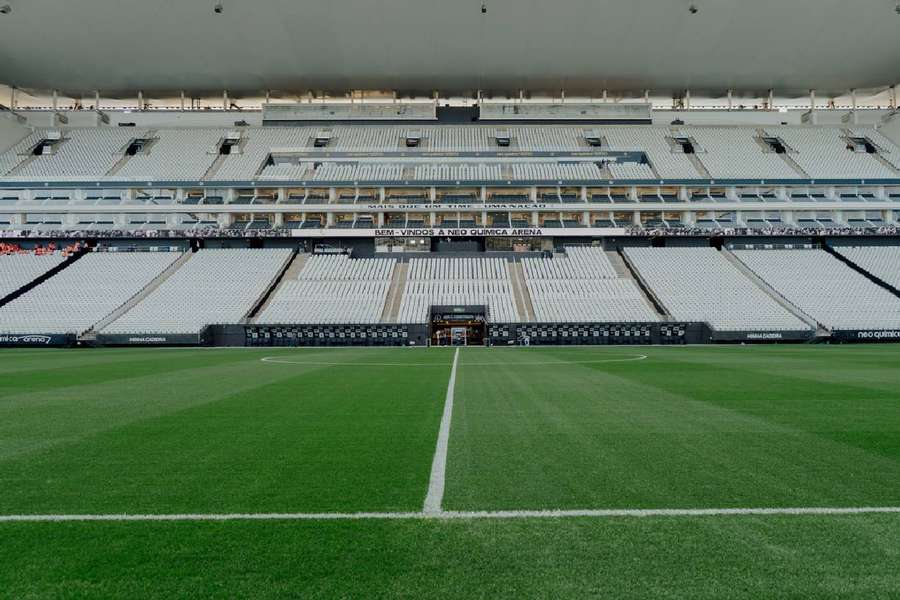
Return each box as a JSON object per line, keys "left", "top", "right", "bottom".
{"left": 1, "top": 348, "right": 453, "bottom": 513}
{"left": 1, "top": 515, "right": 898, "bottom": 599}
{"left": 447, "top": 346, "right": 900, "bottom": 510}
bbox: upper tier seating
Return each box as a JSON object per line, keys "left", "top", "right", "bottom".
{"left": 0, "top": 251, "right": 180, "bottom": 334}
{"left": 683, "top": 127, "right": 799, "bottom": 180}
{"left": 834, "top": 246, "right": 900, "bottom": 290}
{"left": 523, "top": 246, "right": 659, "bottom": 323}
{"left": 0, "top": 253, "right": 66, "bottom": 298}
{"left": 398, "top": 257, "right": 517, "bottom": 323}
{"left": 257, "top": 254, "right": 395, "bottom": 324}
{"left": 764, "top": 127, "right": 896, "bottom": 179}
{"left": 2, "top": 125, "right": 897, "bottom": 183}
{"left": 624, "top": 247, "right": 809, "bottom": 331}
{"left": 115, "top": 129, "right": 223, "bottom": 181}
{"left": 103, "top": 248, "right": 292, "bottom": 334}
{"left": 733, "top": 249, "right": 900, "bottom": 330}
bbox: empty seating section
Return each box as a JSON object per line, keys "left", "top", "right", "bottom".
{"left": 0, "top": 253, "right": 66, "bottom": 298}
{"left": 603, "top": 128, "right": 701, "bottom": 179}
{"left": 852, "top": 128, "right": 900, "bottom": 170}
{"left": 607, "top": 162, "right": 655, "bottom": 179}
{"left": 214, "top": 128, "right": 311, "bottom": 180}
{"left": 733, "top": 249, "right": 900, "bottom": 330}
{"left": 115, "top": 129, "right": 223, "bottom": 181}
{"left": 398, "top": 258, "right": 517, "bottom": 323}
{"left": 257, "top": 254, "right": 394, "bottom": 324}
{"left": 259, "top": 162, "right": 313, "bottom": 180}
{"left": 0, "top": 251, "right": 179, "bottom": 334}
{"left": 415, "top": 164, "right": 502, "bottom": 181}
{"left": 309, "top": 163, "right": 404, "bottom": 181}
{"left": 624, "top": 247, "right": 808, "bottom": 331}
{"left": 0, "top": 131, "right": 58, "bottom": 176}
{"left": 103, "top": 249, "right": 291, "bottom": 334}
{"left": 510, "top": 163, "right": 598, "bottom": 180}
{"left": 683, "top": 128, "right": 799, "bottom": 180}
{"left": 1, "top": 125, "right": 899, "bottom": 183}
{"left": 9, "top": 128, "right": 148, "bottom": 180}
{"left": 764, "top": 127, "right": 895, "bottom": 179}
{"left": 835, "top": 246, "right": 900, "bottom": 290}
{"left": 523, "top": 246, "right": 658, "bottom": 323}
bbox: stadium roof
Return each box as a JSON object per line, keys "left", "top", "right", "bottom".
{"left": 0, "top": 0, "right": 898, "bottom": 98}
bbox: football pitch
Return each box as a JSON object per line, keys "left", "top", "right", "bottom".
{"left": 1, "top": 344, "right": 899, "bottom": 598}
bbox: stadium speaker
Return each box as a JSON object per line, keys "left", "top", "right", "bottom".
{"left": 0, "top": 5, "right": 11, "bottom": 14}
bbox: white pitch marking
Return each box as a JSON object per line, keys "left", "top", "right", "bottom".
{"left": 1, "top": 506, "right": 899, "bottom": 523}
{"left": 423, "top": 347, "right": 460, "bottom": 514}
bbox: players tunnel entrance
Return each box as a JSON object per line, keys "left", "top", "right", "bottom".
{"left": 430, "top": 305, "right": 486, "bottom": 346}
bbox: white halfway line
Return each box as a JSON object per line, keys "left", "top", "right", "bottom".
{"left": 423, "top": 347, "right": 460, "bottom": 514}
{"left": 1, "top": 507, "right": 899, "bottom": 523}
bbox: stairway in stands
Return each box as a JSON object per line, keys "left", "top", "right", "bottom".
{"left": 508, "top": 260, "right": 535, "bottom": 322}
{"left": 381, "top": 261, "right": 408, "bottom": 323}
{"left": 248, "top": 251, "right": 308, "bottom": 323}
{"left": 720, "top": 248, "right": 827, "bottom": 336}
{"left": 81, "top": 250, "right": 196, "bottom": 341}
{"left": 609, "top": 250, "right": 671, "bottom": 319}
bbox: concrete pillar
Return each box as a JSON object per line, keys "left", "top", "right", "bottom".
{"left": 52, "top": 90, "right": 59, "bottom": 112}
{"left": 377, "top": 212, "right": 384, "bottom": 227}
{"left": 582, "top": 210, "right": 590, "bottom": 226}
{"left": 531, "top": 211, "right": 539, "bottom": 227}
{"left": 727, "top": 89, "right": 733, "bottom": 111}
{"left": 633, "top": 211, "right": 641, "bottom": 225}
{"left": 326, "top": 212, "right": 334, "bottom": 226}
{"left": 9, "top": 86, "right": 16, "bottom": 110}
{"left": 223, "top": 90, "right": 229, "bottom": 111}
{"left": 180, "top": 91, "right": 186, "bottom": 111}
{"left": 273, "top": 212, "right": 284, "bottom": 227}
{"left": 137, "top": 90, "right": 144, "bottom": 111}
{"left": 481, "top": 210, "right": 487, "bottom": 226}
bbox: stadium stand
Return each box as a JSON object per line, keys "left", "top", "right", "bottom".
{"left": 0, "top": 252, "right": 66, "bottom": 299}
{"left": 682, "top": 128, "right": 800, "bottom": 180}
{"left": 763, "top": 127, "right": 897, "bottom": 180}
{"left": 398, "top": 258, "right": 518, "bottom": 323}
{"left": 2, "top": 125, "right": 897, "bottom": 184}
{"left": 733, "top": 249, "right": 900, "bottom": 330}
{"left": 523, "top": 246, "right": 659, "bottom": 323}
{"left": 833, "top": 246, "right": 900, "bottom": 290}
{"left": 103, "top": 248, "right": 292, "bottom": 334}
{"left": 257, "top": 254, "right": 395, "bottom": 324}
{"left": 624, "top": 247, "right": 810, "bottom": 331}
{"left": 0, "top": 251, "right": 180, "bottom": 334}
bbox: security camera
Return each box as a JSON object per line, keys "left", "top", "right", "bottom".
{"left": 895, "top": 2, "right": 900, "bottom": 14}
{"left": 213, "top": 3, "right": 223, "bottom": 13}
{"left": 0, "top": 5, "right": 11, "bottom": 14}
{"left": 481, "top": 2, "right": 487, "bottom": 13}
{"left": 689, "top": 4, "right": 698, "bottom": 14}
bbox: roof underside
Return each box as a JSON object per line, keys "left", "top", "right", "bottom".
{"left": 0, "top": 0, "right": 899, "bottom": 97}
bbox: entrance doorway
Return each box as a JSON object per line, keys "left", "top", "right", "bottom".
{"left": 430, "top": 305, "right": 487, "bottom": 346}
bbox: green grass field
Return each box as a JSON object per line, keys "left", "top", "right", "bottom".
{"left": 2, "top": 345, "right": 900, "bottom": 598}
